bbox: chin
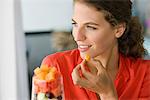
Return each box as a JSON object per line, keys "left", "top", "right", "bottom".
{"left": 79, "top": 51, "right": 94, "bottom": 59}
{"left": 79, "top": 50, "right": 105, "bottom": 60}
{"left": 79, "top": 52, "right": 86, "bottom": 59}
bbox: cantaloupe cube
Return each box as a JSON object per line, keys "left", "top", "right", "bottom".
{"left": 37, "top": 72, "right": 47, "bottom": 80}
{"left": 45, "top": 72, "right": 55, "bottom": 82}
{"left": 49, "top": 67, "right": 57, "bottom": 73}
{"left": 34, "top": 67, "right": 41, "bottom": 75}
{"left": 85, "top": 54, "right": 90, "bottom": 61}
{"left": 41, "top": 65, "right": 50, "bottom": 73}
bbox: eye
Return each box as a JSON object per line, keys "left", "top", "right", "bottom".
{"left": 72, "top": 22, "right": 78, "bottom": 27}
{"left": 86, "top": 25, "right": 97, "bottom": 30}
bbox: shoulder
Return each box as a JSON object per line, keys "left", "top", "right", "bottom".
{"left": 134, "top": 59, "right": 150, "bottom": 74}
{"left": 121, "top": 54, "right": 150, "bottom": 67}
{"left": 41, "top": 49, "right": 80, "bottom": 66}
{"left": 130, "top": 57, "right": 150, "bottom": 67}
{"left": 121, "top": 54, "right": 150, "bottom": 75}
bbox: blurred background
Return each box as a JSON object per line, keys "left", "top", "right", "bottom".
{"left": 0, "top": 0, "right": 149, "bottom": 100}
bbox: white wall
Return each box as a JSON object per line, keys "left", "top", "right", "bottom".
{"left": 0, "top": 0, "right": 29, "bottom": 100}
{"left": 0, "top": 1, "right": 17, "bottom": 99}
{"left": 21, "top": 0, "right": 73, "bottom": 32}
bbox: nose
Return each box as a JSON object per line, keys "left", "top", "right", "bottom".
{"left": 73, "top": 27, "right": 86, "bottom": 41}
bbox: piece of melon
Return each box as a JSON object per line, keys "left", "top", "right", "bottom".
{"left": 36, "top": 72, "right": 47, "bottom": 80}
{"left": 41, "top": 65, "right": 50, "bottom": 73}
{"left": 85, "top": 54, "right": 90, "bottom": 61}
{"left": 45, "top": 72, "right": 55, "bottom": 82}
{"left": 34, "top": 67, "right": 41, "bottom": 75}
{"left": 51, "top": 84, "right": 62, "bottom": 97}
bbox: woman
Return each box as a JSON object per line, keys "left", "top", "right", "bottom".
{"left": 38, "top": 0, "right": 150, "bottom": 99}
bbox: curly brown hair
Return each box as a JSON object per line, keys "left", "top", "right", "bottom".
{"left": 74, "top": 0, "right": 146, "bottom": 58}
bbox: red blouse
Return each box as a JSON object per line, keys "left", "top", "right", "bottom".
{"left": 41, "top": 49, "right": 150, "bottom": 100}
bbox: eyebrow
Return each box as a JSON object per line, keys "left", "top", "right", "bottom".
{"left": 72, "top": 18, "right": 100, "bottom": 26}
{"left": 72, "top": 19, "right": 76, "bottom": 23}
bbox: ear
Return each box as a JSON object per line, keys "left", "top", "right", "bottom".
{"left": 115, "top": 23, "right": 126, "bottom": 38}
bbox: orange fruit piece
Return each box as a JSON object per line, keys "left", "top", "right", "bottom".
{"left": 40, "top": 65, "right": 50, "bottom": 73}
{"left": 34, "top": 67, "right": 41, "bottom": 75}
{"left": 36, "top": 72, "right": 47, "bottom": 80}
{"left": 49, "top": 67, "right": 57, "bottom": 73}
{"left": 45, "top": 71, "right": 55, "bottom": 82}
{"left": 85, "top": 54, "right": 90, "bottom": 61}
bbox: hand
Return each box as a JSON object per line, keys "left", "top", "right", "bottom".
{"left": 71, "top": 58, "right": 118, "bottom": 99}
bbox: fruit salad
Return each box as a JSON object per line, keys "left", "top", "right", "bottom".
{"left": 32, "top": 65, "right": 63, "bottom": 100}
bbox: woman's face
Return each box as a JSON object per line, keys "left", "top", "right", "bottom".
{"left": 72, "top": 2, "right": 118, "bottom": 59}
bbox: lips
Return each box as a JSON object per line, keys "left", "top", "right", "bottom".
{"left": 78, "top": 45, "right": 92, "bottom": 52}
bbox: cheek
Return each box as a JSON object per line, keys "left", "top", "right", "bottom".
{"left": 92, "top": 32, "right": 116, "bottom": 50}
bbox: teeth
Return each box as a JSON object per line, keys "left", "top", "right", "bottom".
{"left": 79, "top": 45, "right": 89, "bottom": 48}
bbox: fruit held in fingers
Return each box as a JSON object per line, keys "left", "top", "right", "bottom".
{"left": 85, "top": 54, "right": 90, "bottom": 61}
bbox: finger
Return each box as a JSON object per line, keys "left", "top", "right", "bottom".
{"left": 80, "top": 59, "right": 95, "bottom": 80}
{"left": 83, "top": 58, "right": 98, "bottom": 75}
{"left": 91, "top": 58, "right": 106, "bottom": 74}
{"left": 71, "top": 65, "right": 81, "bottom": 85}
{"left": 86, "top": 60, "right": 98, "bottom": 75}
{"left": 76, "top": 77, "right": 92, "bottom": 89}
{"left": 72, "top": 64, "right": 92, "bottom": 89}
{"left": 72, "top": 62, "right": 97, "bottom": 91}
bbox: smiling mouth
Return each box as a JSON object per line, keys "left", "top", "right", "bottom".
{"left": 78, "top": 45, "right": 92, "bottom": 52}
